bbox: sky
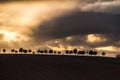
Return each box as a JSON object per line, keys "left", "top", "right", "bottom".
{"left": 0, "top": 0, "right": 120, "bottom": 56}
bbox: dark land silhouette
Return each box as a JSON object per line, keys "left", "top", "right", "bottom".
{"left": 0, "top": 54, "right": 120, "bottom": 80}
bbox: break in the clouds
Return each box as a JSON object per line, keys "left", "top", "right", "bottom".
{"left": 0, "top": 0, "right": 120, "bottom": 55}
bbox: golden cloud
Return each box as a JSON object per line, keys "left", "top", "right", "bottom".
{"left": 0, "top": 1, "right": 78, "bottom": 48}
{"left": 86, "top": 34, "right": 106, "bottom": 43}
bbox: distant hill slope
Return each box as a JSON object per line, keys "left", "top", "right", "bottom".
{"left": 0, "top": 54, "right": 120, "bottom": 80}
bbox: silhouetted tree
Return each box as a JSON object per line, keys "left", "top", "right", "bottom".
{"left": 11, "top": 49, "right": 15, "bottom": 53}
{"left": 23, "top": 49, "right": 28, "bottom": 53}
{"left": 40, "top": 50, "right": 44, "bottom": 54}
{"left": 102, "top": 52, "right": 106, "bottom": 56}
{"left": 69, "top": 50, "right": 73, "bottom": 54}
{"left": 28, "top": 49, "right": 32, "bottom": 53}
{"left": 19, "top": 48, "right": 24, "bottom": 54}
{"left": 94, "top": 51, "right": 98, "bottom": 55}
{"left": 37, "top": 49, "right": 44, "bottom": 54}
{"left": 3, "top": 49, "right": 6, "bottom": 53}
{"left": 89, "top": 50, "right": 94, "bottom": 55}
{"left": 37, "top": 49, "right": 40, "bottom": 53}
{"left": 89, "top": 50, "right": 98, "bottom": 55}
{"left": 33, "top": 52, "right": 35, "bottom": 54}
{"left": 78, "top": 51, "right": 85, "bottom": 55}
{"left": 49, "top": 49, "right": 53, "bottom": 54}
{"left": 65, "top": 50, "right": 69, "bottom": 54}
{"left": 73, "top": 48, "right": 78, "bottom": 54}
{"left": 15, "top": 50, "right": 18, "bottom": 53}
{"left": 58, "top": 51, "right": 61, "bottom": 54}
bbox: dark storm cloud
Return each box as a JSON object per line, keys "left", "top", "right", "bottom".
{"left": 32, "top": 9, "right": 120, "bottom": 47}
{"left": 33, "top": 11, "right": 120, "bottom": 39}
{"left": 81, "top": 0, "right": 120, "bottom": 14}
{"left": 79, "top": 0, "right": 118, "bottom": 3}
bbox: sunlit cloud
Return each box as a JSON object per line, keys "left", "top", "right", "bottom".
{"left": 35, "top": 38, "right": 86, "bottom": 52}
{"left": 95, "top": 46, "right": 120, "bottom": 52}
{"left": 86, "top": 34, "right": 106, "bottom": 43}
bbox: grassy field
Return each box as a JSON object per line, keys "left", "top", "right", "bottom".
{"left": 0, "top": 54, "right": 120, "bottom": 80}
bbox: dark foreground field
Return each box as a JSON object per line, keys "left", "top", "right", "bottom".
{"left": 0, "top": 54, "right": 120, "bottom": 80}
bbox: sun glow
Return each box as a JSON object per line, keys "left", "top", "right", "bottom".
{"left": 0, "top": 30, "right": 18, "bottom": 42}
{"left": 0, "top": 30, "right": 30, "bottom": 42}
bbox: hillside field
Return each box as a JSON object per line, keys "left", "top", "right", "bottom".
{"left": 0, "top": 54, "right": 120, "bottom": 80}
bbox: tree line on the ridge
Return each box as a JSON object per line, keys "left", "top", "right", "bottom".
{"left": 0, "top": 48, "right": 106, "bottom": 56}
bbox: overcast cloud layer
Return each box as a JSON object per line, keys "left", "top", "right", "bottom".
{"left": 0, "top": 0, "right": 120, "bottom": 56}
